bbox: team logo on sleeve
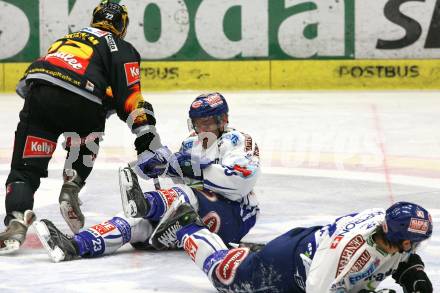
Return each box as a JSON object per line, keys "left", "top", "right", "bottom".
{"left": 215, "top": 248, "right": 249, "bottom": 285}
{"left": 124, "top": 62, "right": 140, "bottom": 86}
{"left": 22, "top": 136, "right": 56, "bottom": 158}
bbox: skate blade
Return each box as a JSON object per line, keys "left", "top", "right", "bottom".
{"left": 33, "top": 221, "right": 65, "bottom": 263}
{"left": 119, "top": 167, "right": 136, "bottom": 218}
{"left": 59, "top": 201, "right": 81, "bottom": 234}
{"left": 0, "top": 239, "right": 20, "bottom": 255}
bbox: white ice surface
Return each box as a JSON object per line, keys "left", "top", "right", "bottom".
{"left": 0, "top": 91, "right": 439, "bottom": 292}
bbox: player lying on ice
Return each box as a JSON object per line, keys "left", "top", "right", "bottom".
{"left": 147, "top": 200, "right": 433, "bottom": 293}
{"left": 34, "top": 92, "right": 261, "bottom": 261}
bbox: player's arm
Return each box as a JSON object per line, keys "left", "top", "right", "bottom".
{"left": 392, "top": 253, "right": 433, "bottom": 293}
{"left": 201, "top": 132, "right": 260, "bottom": 200}
{"left": 109, "top": 43, "right": 158, "bottom": 154}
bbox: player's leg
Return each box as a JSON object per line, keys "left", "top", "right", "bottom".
{"left": 149, "top": 202, "right": 258, "bottom": 290}
{"left": 119, "top": 166, "right": 198, "bottom": 220}
{"left": 58, "top": 93, "right": 106, "bottom": 234}
{"left": 34, "top": 212, "right": 154, "bottom": 262}
{"left": 193, "top": 189, "right": 258, "bottom": 245}
{"left": 1, "top": 85, "right": 59, "bottom": 253}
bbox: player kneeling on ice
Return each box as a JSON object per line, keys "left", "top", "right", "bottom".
{"left": 145, "top": 200, "right": 433, "bottom": 293}
{"left": 34, "top": 92, "right": 260, "bottom": 261}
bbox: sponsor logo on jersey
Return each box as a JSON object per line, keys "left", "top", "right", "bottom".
{"left": 90, "top": 221, "right": 117, "bottom": 235}
{"left": 158, "top": 189, "right": 179, "bottom": 208}
{"left": 215, "top": 247, "right": 249, "bottom": 285}
{"left": 339, "top": 211, "right": 384, "bottom": 236}
{"left": 202, "top": 212, "right": 221, "bottom": 233}
{"left": 242, "top": 133, "right": 253, "bottom": 152}
{"left": 45, "top": 52, "right": 88, "bottom": 74}
{"left": 253, "top": 143, "right": 260, "bottom": 157}
{"left": 183, "top": 236, "right": 198, "bottom": 262}
{"left": 124, "top": 62, "right": 140, "bottom": 86}
{"left": 348, "top": 258, "right": 380, "bottom": 285}
{"left": 23, "top": 136, "right": 56, "bottom": 158}
{"left": 408, "top": 218, "right": 430, "bottom": 234}
{"left": 330, "top": 235, "right": 344, "bottom": 249}
{"left": 105, "top": 35, "right": 118, "bottom": 52}
{"left": 223, "top": 133, "right": 239, "bottom": 145}
{"left": 349, "top": 250, "right": 371, "bottom": 273}
{"left": 82, "top": 27, "right": 109, "bottom": 37}
{"left": 336, "top": 234, "right": 365, "bottom": 277}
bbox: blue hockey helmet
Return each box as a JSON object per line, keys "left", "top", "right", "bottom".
{"left": 91, "top": 0, "right": 129, "bottom": 39}
{"left": 189, "top": 92, "right": 229, "bottom": 120}
{"left": 384, "top": 201, "right": 433, "bottom": 244}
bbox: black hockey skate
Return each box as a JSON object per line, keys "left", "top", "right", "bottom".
{"left": 149, "top": 201, "right": 204, "bottom": 250}
{"left": 119, "top": 166, "right": 150, "bottom": 218}
{"left": 34, "top": 219, "right": 79, "bottom": 262}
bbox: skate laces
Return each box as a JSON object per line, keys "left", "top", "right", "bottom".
{"left": 158, "top": 223, "right": 181, "bottom": 248}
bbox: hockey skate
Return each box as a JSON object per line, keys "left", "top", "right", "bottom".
{"left": 33, "top": 219, "right": 79, "bottom": 262}
{"left": 0, "top": 210, "right": 36, "bottom": 254}
{"left": 149, "top": 200, "right": 204, "bottom": 250}
{"left": 119, "top": 166, "right": 150, "bottom": 218}
{"left": 59, "top": 169, "right": 85, "bottom": 234}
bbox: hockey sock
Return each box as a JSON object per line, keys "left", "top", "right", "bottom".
{"left": 74, "top": 217, "right": 132, "bottom": 257}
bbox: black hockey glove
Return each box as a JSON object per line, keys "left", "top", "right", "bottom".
{"left": 133, "top": 100, "right": 159, "bottom": 154}
{"left": 392, "top": 254, "right": 433, "bottom": 293}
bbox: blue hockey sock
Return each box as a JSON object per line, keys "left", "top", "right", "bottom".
{"left": 73, "top": 233, "right": 92, "bottom": 256}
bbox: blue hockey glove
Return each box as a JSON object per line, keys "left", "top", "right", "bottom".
{"left": 137, "top": 146, "right": 172, "bottom": 178}
{"left": 167, "top": 151, "right": 213, "bottom": 180}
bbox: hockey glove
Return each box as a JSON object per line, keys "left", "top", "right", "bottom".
{"left": 167, "top": 151, "right": 213, "bottom": 180}
{"left": 392, "top": 254, "right": 433, "bottom": 293}
{"left": 137, "top": 146, "right": 172, "bottom": 178}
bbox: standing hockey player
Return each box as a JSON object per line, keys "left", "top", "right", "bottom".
{"left": 34, "top": 92, "right": 261, "bottom": 262}
{"left": 148, "top": 201, "right": 433, "bottom": 293}
{"left": 0, "top": 1, "right": 161, "bottom": 254}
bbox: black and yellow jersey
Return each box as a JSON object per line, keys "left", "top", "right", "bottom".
{"left": 21, "top": 26, "right": 153, "bottom": 131}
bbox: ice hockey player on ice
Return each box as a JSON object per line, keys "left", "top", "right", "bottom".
{"left": 149, "top": 200, "right": 433, "bottom": 293}
{"left": 0, "top": 0, "right": 160, "bottom": 254}
{"left": 34, "top": 92, "right": 260, "bottom": 262}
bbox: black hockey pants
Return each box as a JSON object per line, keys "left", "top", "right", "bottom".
{"left": 4, "top": 83, "right": 106, "bottom": 225}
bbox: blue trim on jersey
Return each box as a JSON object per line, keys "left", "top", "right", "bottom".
{"left": 194, "top": 234, "right": 219, "bottom": 253}
{"left": 103, "top": 234, "right": 122, "bottom": 239}
{"left": 204, "top": 179, "right": 235, "bottom": 191}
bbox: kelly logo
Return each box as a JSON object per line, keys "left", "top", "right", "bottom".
{"left": 23, "top": 136, "right": 56, "bottom": 158}
{"left": 124, "top": 62, "right": 140, "bottom": 86}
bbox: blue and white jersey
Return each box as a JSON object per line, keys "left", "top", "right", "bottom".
{"left": 177, "top": 127, "right": 260, "bottom": 211}
{"left": 304, "top": 208, "right": 411, "bottom": 293}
